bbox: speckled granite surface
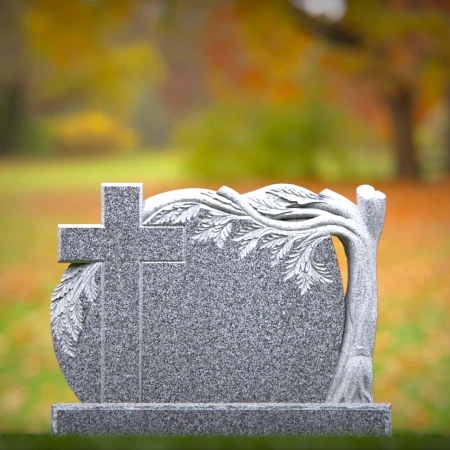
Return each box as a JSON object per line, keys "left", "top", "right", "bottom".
{"left": 51, "top": 403, "right": 392, "bottom": 436}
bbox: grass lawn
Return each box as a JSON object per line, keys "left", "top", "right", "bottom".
{"left": 0, "top": 152, "right": 449, "bottom": 434}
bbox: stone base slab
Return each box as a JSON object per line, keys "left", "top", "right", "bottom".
{"left": 51, "top": 403, "right": 392, "bottom": 436}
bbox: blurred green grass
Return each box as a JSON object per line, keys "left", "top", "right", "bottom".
{"left": 0, "top": 153, "right": 188, "bottom": 195}
{"left": 0, "top": 152, "right": 449, "bottom": 434}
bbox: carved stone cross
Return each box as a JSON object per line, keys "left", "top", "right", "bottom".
{"left": 58, "top": 183, "right": 184, "bottom": 402}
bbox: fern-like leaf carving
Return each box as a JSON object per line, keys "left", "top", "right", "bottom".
{"left": 249, "top": 185, "right": 324, "bottom": 214}
{"left": 147, "top": 202, "right": 201, "bottom": 225}
{"left": 191, "top": 214, "right": 236, "bottom": 249}
{"left": 51, "top": 262, "right": 101, "bottom": 357}
{"left": 147, "top": 188, "right": 333, "bottom": 294}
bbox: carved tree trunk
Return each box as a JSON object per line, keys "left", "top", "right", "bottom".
{"left": 326, "top": 185, "right": 385, "bottom": 403}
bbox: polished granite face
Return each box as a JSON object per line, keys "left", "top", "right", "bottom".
{"left": 53, "top": 184, "right": 345, "bottom": 404}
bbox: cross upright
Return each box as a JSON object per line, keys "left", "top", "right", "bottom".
{"left": 58, "top": 183, "right": 185, "bottom": 402}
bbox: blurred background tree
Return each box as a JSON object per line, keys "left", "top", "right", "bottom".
{"left": 1, "top": 0, "right": 450, "bottom": 179}
{"left": 0, "top": 0, "right": 26, "bottom": 156}
{"left": 289, "top": 0, "right": 450, "bottom": 178}
{"left": 191, "top": 0, "right": 450, "bottom": 179}
{"left": 0, "top": 0, "right": 164, "bottom": 156}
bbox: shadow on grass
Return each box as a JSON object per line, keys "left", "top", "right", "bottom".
{"left": 0, "top": 434, "right": 449, "bottom": 450}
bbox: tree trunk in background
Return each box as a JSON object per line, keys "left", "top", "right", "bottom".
{"left": 385, "top": 85, "right": 420, "bottom": 179}
{"left": 0, "top": 0, "right": 26, "bottom": 157}
{"left": 0, "top": 82, "right": 25, "bottom": 156}
{"left": 445, "top": 82, "right": 450, "bottom": 173}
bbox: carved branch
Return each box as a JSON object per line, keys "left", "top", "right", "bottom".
{"left": 253, "top": 207, "right": 337, "bottom": 220}
{"left": 142, "top": 189, "right": 246, "bottom": 223}
{"left": 217, "top": 186, "right": 357, "bottom": 237}
{"left": 308, "top": 225, "right": 357, "bottom": 244}
{"left": 318, "top": 188, "right": 359, "bottom": 219}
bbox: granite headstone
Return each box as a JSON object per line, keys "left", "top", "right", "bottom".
{"left": 50, "top": 183, "right": 391, "bottom": 435}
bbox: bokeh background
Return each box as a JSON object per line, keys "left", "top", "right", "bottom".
{"left": 0, "top": 0, "right": 449, "bottom": 434}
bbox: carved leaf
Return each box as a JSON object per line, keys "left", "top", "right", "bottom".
{"left": 283, "top": 236, "right": 332, "bottom": 294}
{"left": 248, "top": 186, "right": 325, "bottom": 220}
{"left": 202, "top": 191, "right": 242, "bottom": 213}
{"left": 248, "top": 194, "right": 287, "bottom": 213}
{"left": 234, "top": 220, "right": 261, "bottom": 237}
{"left": 238, "top": 237, "right": 260, "bottom": 258}
{"left": 233, "top": 225, "right": 266, "bottom": 257}
{"left": 145, "top": 202, "right": 202, "bottom": 225}
{"left": 267, "top": 185, "right": 324, "bottom": 207}
{"left": 51, "top": 262, "right": 101, "bottom": 357}
{"left": 192, "top": 214, "right": 236, "bottom": 249}
{"left": 234, "top": 226, "right": 267, "bottom": 243}
{"left": 260, "top": 234, "right": 298, "bottom": 264}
